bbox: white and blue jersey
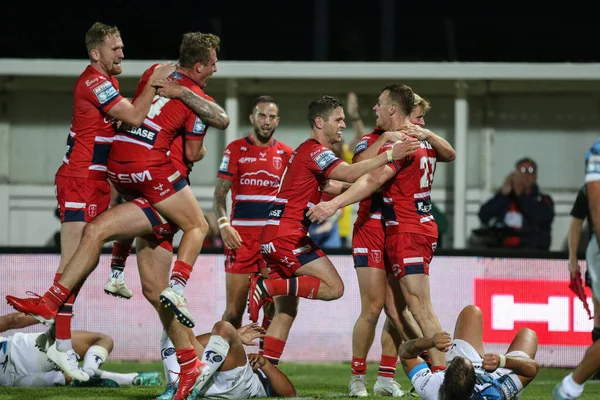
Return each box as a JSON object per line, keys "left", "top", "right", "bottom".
{"left": 585, "top": 137, "right": 600, "bottom": 184}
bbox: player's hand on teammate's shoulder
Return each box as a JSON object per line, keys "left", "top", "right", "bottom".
{"left": 307, "top": 201, "right": 337, "bottom": 224}
{"left": 383, "top": 130, "right": 408, "bottom": 143}
{"left": 482, "top": 353, "right": 503, "bottom": 372}
{"left": 238, "top": 323, "right": 266, "bottom": 346}
{"left": 401, "top": 123, "right": 431, "bottom": 141}
{"left": 149, "top": 61, "right": 177, "bottom": 82}
{"left": 156, "top": 80, "right": 184, "bottom": 99}
{"left": 432, "top": 331, "right": 453, "bottom": 352}
{"left": 391, "top": 136, "right": 420, "bottom": 159}
{"left": 248, "top": 353, "right": 268, "bottom": 370}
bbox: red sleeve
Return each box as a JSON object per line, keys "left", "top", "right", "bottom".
{"left": 307, "top": 143, "right": 343, "bottom": 179}
{"left": 217, "top": 143, "right": 238, "bottom": 181}
{"left": 379, "top": 142, "right": 401, "bottom": 174}
{"left": 85, "top": 77, "right": 123, "bottom": 113}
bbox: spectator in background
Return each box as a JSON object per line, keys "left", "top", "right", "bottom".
{"left": 478, "top": 158, "right": 554, "bottom": 250}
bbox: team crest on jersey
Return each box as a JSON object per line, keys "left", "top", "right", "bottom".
{"left": 371, "top": 249, "right": 381, "bottom": 264}
{"left": 192, "top": 117, "right": 207, "bottom": 134}
{"left": 273, "top": 156, "right": 283, "bottom": 170}
{"left": 92, "top": 81, "right": 118, "bottom": 104}
{"left": 88, "top": 204, "right": 97, "bottom": 218}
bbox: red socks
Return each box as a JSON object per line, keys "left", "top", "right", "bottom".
{"left": 378, "top": 355, "right": 397, "bottom": 378}
{"left": 263, "top": 336, "right": 286, "bottom": 367}
{"left": 265, "top": 276, "right": 321, "bottom": 299}
{"left": 351, "top": 357, "right": 367, "bottom": 375}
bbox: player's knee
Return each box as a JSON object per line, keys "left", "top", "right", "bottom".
{"left": 222, "top": 310, "right": 243, "bottom": 329}
{"left": 462, "top": 304, "right": 482, "bottom": 318}
{"left": 81, "top": 221, "right": 108, "bottom": 245}
{"left": 592, "top": 327, "right": 600, "bottom": 342}
{"left": 212, "top": 320, "right": 236, "bottom": 339}
{"left": 363, "top": 302, "right": 385, "bottom": 324}
{"left": 330, "top": 281, "right": 344, "bottom": 300}
{"left": 141, "top": 284, "right": 162, "bottom": 310}
{"left": 517, "top": 327, "right": 538, "bottom": 343}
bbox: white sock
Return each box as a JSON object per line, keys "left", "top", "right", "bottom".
{"left": 377, "top": 376, "right": 393, "bottom": 384}
{"left": 56, "top": 339, "right": 72, "bottom": 352}
{"left": 352, "top": 374, "right": 366, "bottom": 381}
{"left": 98, "top": 370, "right": 138, "bottom": 386}
{"left": 110, "top": 267, "right": 125, "bottom": 282}
{"left": 197, "top": 335, "right": 229, "bottom": 388}
{"left": 168, "top": 280, "right": 185, "bottom": 296}
{"left": 82, "top": 345, "right": 109, "bottom": 378}
{"left": 160, "top": 330, "right": 179, "bottom": 384}
{"left": 560, "top": 373, "right": 585, "bottom": 399}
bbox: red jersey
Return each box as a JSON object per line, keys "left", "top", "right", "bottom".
{"left": 379, "top": 141, "right": 438, "bottom": 237}
{"left": 56, "top": 65, "right": 124, "bottom": 179}
{"left": 262, "top": 138, "right": 343, "bottom": 241}
{"left": 217, "top": 136, "right": 293, "bottom": 234}
{"left": 352, "top": 129, "right": 386, "bottom": 229}
{"left": 109, "top": 65, "right": 210, "bottom": 163}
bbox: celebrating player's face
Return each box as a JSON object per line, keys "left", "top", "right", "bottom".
{"left": 373, "top": 90, "right": 393, "bottom": 130}
{"left": 410, "top": 105, "right": 426, "bottom": 127}
{"left": 197, "top": 49, "right": 218, "bottom": 88}
{"left": 251, "top": 102, "right": 280, "bottom": 143}
{"left": 323, "top": 106, "right": 346, "bottom": 145}
{"left": 98, "top": 34, "right": 124, "bottom": 76}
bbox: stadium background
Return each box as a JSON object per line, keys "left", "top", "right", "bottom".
{"left": 0, "top": 2, "right": 596, "bottom": 372}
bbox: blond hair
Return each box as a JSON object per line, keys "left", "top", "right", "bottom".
{"left": 85, "top": 22, "right": 120, "bottom": 53}
{"left": 414, "top": 94, "right": 431, "bottom": 113}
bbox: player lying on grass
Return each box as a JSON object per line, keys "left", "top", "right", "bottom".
{"left": 161, "top": 321, "right": 296, "bottom": 399}
{"left": 399, "top": 305, "right": 539, "bottom": 400}
{"left": 0, "top": 327, "right": 161, "bottom": 387}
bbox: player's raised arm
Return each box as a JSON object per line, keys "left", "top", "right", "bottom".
{"left": 328, "top": 138, "right": 419, "bottom": 183}
{"left": 107, "top": 63, "right": 176, "bottom": 126}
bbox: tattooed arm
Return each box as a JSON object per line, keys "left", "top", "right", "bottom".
{"left": 399, "top": 332, "right": 452, "bottom": 375}
{"left": 213, "top": 177, "right": 242, "bottom": 250}
{"left": 180, "top": 88, "right": 230, "bottom": 130}
{"left": 157, "top": 84, "right": 230, "bottom": 130}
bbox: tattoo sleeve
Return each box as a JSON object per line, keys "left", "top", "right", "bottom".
{"left": 399, "top": 337, "right": 434, "bottom": 360}
{"left": 180, "top": 88, "right": 230, "bottom": 130}
{"left": 214, "top": 177, "right": 233, "bottom": 219}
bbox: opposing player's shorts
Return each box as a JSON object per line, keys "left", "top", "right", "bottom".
{"left": 586, "top": 237, "right": 600, "bottom": 296}
{"left": 385, "top": 232, "right": 437, "bottom": 279}
{"left": 131, "top": 197, "right": 179, "bottom": 252}
{"left": 225, "top": 233, "right": 266, "bottom": 274}
{"left": 54, "top": 175, "right": 111, "bottom": 223}
{"left": 352, "top": 224, "right": 386, "bottom": 270}
{"left": 107, "top": 159, "right": 187, "bottom": 205}
{"left": 260, "top": 234, "right": 326, "bottom": 279}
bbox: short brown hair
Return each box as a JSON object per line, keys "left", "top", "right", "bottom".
{"left": 179, "top": 32, "right": 221, "bottom": 68}
{"left": 307, "top": 95, "right": 344, "bottom": 128}
{"left": 414, "top": 93, "right": 431, "bottom": 113}
{"left": 85, "top": 22, "right": 120, "bottom": 52}
{"left": 381, "top": 84, "right": 415, "bottom": 117}
{"left": 251, "top": 95, "right": 278, "bottom": 112}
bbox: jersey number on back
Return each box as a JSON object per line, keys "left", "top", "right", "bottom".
{"left": 147, "top": 96, "right": 171, "bottom": 119}
{"left": 419, "top": 156, "right": 437, "bottom": 188}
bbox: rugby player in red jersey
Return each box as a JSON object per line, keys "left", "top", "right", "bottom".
{"left": 246, "top": 95, "right": 420, "bottom": 368}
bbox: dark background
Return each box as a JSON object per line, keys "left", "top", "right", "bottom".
{"left": 1, "top": 1, "right": 595, "bottom": 62}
